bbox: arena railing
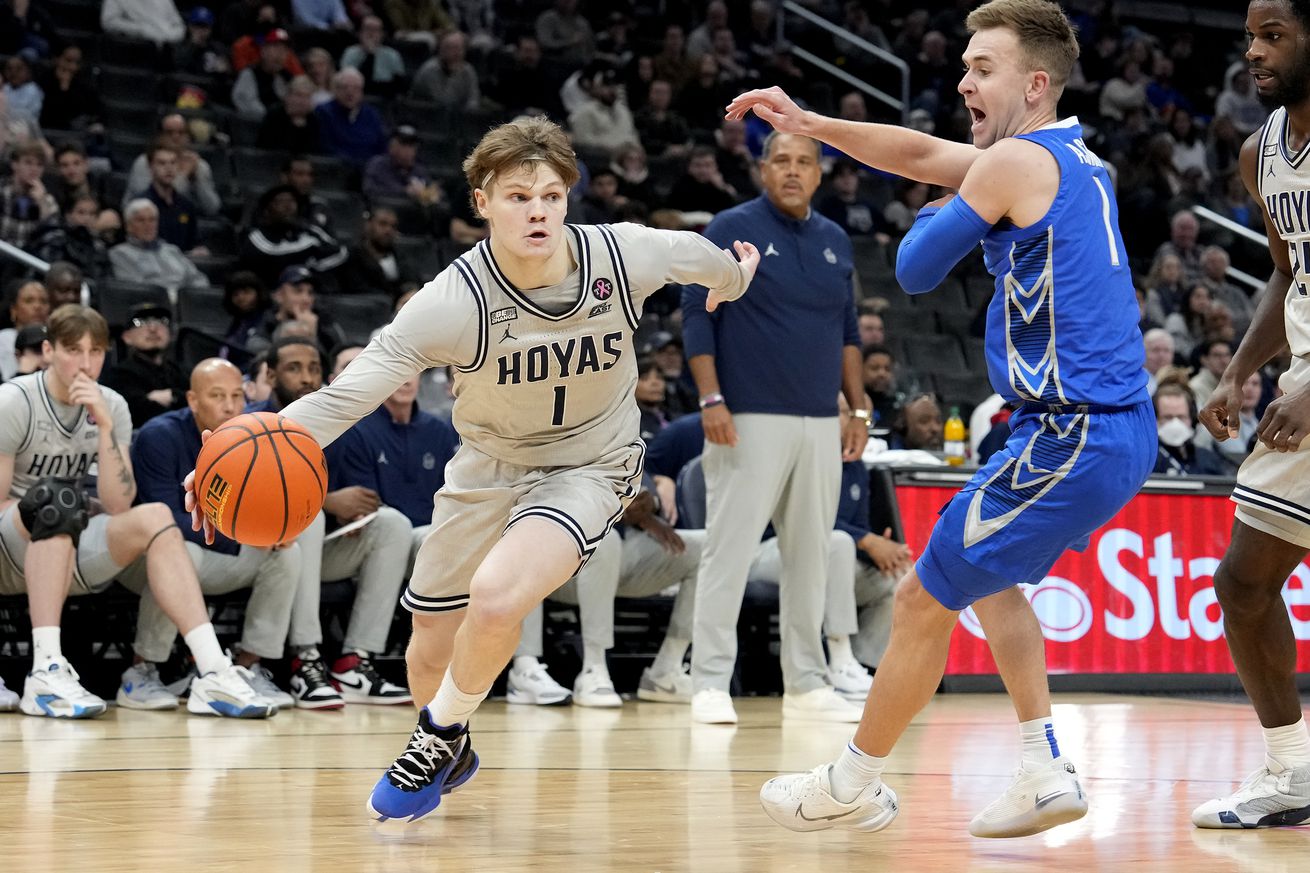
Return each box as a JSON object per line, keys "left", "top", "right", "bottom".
{"left": 1192, "top": 205, "right": 1269, "bottom": 294}
{"left": 0, "top": 240, "right": 91, "bottom": 306}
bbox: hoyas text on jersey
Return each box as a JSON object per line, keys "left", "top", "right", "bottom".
{"left": 496, "top": 332, "right": 623, "bottom": 385}
{"left": 26, "top": 451, "right": 95, "bottom": 480}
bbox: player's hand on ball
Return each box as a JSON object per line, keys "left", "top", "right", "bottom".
{"left": 1256, "top": 384, "right": 1310, "bottom": 452}
{"left": 707, "top": 241, "right": 760, "bottom": 312}
{"left": 724, "top": 86, "right": 810, "bottom": 132}
{"left": 1199, "top": 379, "right": 1243, "bottom": 441}
{"left": 183, "top": 429, "right": 217, "bottom": 545}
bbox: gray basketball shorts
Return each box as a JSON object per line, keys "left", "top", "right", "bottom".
{"left": 0, "top": 506, "right": 131, "bottom": 596}
{"left": 403, "top": 439, "right": 645, "bottom": 614}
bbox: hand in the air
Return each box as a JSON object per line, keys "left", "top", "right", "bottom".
{"left": 724, "top": 86, "right": 810, "bottom": 132}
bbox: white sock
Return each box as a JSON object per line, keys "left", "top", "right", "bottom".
{"left": 829, "top": 741, "right": 886, "bottom": 803}
{"left": 32, "top": 626, "right": 62, "bottom": 669}
{"left": 651, "top": 637, "right": 689, "bottom": 676}
{"left": 513, "top": 655, "right": 541, "bottom": 673}
{"left": 1263, "top": 718, "right": 1310, "bottom": 772}
{"left": 184, "top": 623, "right": 230, "bottom": 677}
{"left": 427, "top": 672, "right": 490, "bottom": 728}
{"left": 827, "top": 635, "right": 856, "bottom": 669}
{"left": 1020, "top": 716, "right": 1060, "bottom": 771}
{"left": 297, "top": 645, "right": 321, "bottom": 662}
{"left": 582, "top": 642, "right": 608, "bottom": 672}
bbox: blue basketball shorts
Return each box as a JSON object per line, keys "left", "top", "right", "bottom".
{"left": 917, "top": 401, "right": 1157, "bottom": 611}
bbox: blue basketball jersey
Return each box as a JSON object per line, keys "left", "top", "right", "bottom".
{"left": 979, "top": 117, "right": 1148, "bottom": 407}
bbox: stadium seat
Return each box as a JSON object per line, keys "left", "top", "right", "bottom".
{"left": 176, "top": 285, "right": 231, "bottom": 336}
{"left": 95, "top": 279, "right": 171, "bottom": 328}
{"left": 317, "top": 293, "right": 394, "bottom": 344}
{"left": 904, "top": 333, "right": 967, "bottom": 375}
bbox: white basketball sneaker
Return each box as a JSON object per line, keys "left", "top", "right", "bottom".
{"left": 506, "top": 659, "right": 571, "bottom": 705}
{"left": 827, "top": 661, "right": 873, "bottom": 702}
{"left": 1192, "top": 764, "right": 1310, "bottom": 828}
{"left": 20, "top": 657, "right": 107, "bottom": 718}
{"left": 116, "top": 662, "right": 180, "bottom": 710}
{"left": 690, "top": 688, "right": 737, "bottom": 724}
{"left": 782, "top": 686, "right": 863, "bottom": 722}
{"left": 573, "top": 664, "right": 623, "bottom": 707}
{"left": 188, "top": 665, "right": 277, "bottom": 718}
{"left": 243, "top": 663, "right": 295, "bottom": 710}
{"left": 637, "top": 665, "right": 692, "bottom": 703}
{"left": 760, "top": 764, "right": 900, "bottom": 833}
{"left": 969, "top": 757, "right": 1088, "bottom": 838}
{"left": 0, "top": 675, "right": 19, "bottom": 711}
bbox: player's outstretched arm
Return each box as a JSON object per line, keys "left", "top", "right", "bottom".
{"left": 1200, "top": 133, "right": 1293, "bottom": 442}
{"left": 614, "top": 224, "right": 759, "bottom": 310}
{"left": 725, "top": 86, "right": 981, "bottom": 189}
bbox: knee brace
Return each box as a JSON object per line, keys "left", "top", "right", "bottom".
{"left": 18, "top": 477, "right": 90, "bottom": 546}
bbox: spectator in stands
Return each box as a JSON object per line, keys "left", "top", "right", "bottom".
{"left": 857, "top": 305, "right": 884, "bottom": 348}
{"left": 1168, "top": 109, "right": 1208, "bottom": 187}
{"left": 1144, "top": 250, "right": 1186, "bottom": 325}
{"left": 491, "top": 35, "right": 560, "bottom": 118}
{"left": 49, "top": 143, "right": 109, "bottom": 210}
{"left": 280, "top": 155, "right": 332, "bottom": 230}
{"left": 43, "top": 261, "right": 82, "bottom": 308}
{"left": 128, "top": 116, "right": 222, "bottom": 218}
{"left": 174, "top": 7, "right": 232, "bottom": 76}
{"left": 38, "top": 45, "right": 101, "bottom": 133}
{"left": 26, "top": 194, "right": 112, "bottom": 281}
{"left": 610, "top": 141, "right": 656, "bottom": 208}
{"left": 890, "top": 393, "right": 943, "bottom": 451}
{"left": 0, "top": 278, "right": 48, "bottom": 380}
{"left": 833, "top": 0, "right": 891, "bottom": 60}
{"left": 412, "top": 29, "right": 481, "bottom": 110}
{"left": 1165, "top": 283, "right": 1212, "bottom": 360}
{"left": 258, "top": 336, "right": 414, "bottom": 709}
{"left": 677, "top": 54, "right": 730, "bottom": 133}
{"left": 0, "top": 87, "right": 47, "bottom": 164}
{"left": 101, "top": 0, "right": 185, "bottom": 46}
{"left": 246, "top": 265, "right": 345, "bottom": 354}
{"left": 0, "top": 141, "right": 57, "bottom": 248}
{"left": 710, "top": 27, "right": 753, "bottom": 86}
{"left": 1143, "top": 327, "right": 1175, "bottom": 394}
{"left": 13, "top": 323, "right": 46, "bottom": 375}
{"left": 130, "top": 357, "right": 299, "bottom": 708}
{"left": 0, "top": 0, "right": 59, "bottom": 58}
{"left": 688, "top": 1, "right": 729, "bottom": 62}
{"left": 819, "top": 161, "right": 890, "bottom": 242}
{"left": 341, "top": 207, "right": 411, "bottom": 298}
{"left": 257, "top": 76, "right": 322, "bottom": 154}
{"left": 221, "top": 0, "right": 267, "bottom": 43}
{"left": 233, "top": 28, "right": 294, "bottom": 120}
{"left": 653, "top": 25, "right": 696, "bottom": 93}
{"left": 128, "top": 141, "right": 202, "bottom": 253}
{"left": 1199, "top": 246, "right": 1253, "bottom": 337}
{"left": 635, "top": 80, "right": 692, "bottom": 159}
{"left": 908, "top": 30, "right": 952, "bottom": 115}
{"left": 668, "top": 146, "right": 739, "bottom": 215}
{"left": 238, "top": 184, "right": 347, "bottom": 288}
{"left": 567, "top": 168, "right": 624, "bottom": 225}
{"left": 302, "top": 47, "right": 334, "bottom": 105}
{"left": 862, "top": 343, "right": 903, "bottom": 428}
{"left": 714, "top": 118, "right": 762, "bottom": 199}
{"left": 291, "top": 0, "right": 351, "bottom": 35}
{"left": 1099, "top": 59, "right": 1149, "bottom": 121}
{"left": 1152, "top": 383, "right": 1227, "bottom": 477}
{"left": 110, "top": 199, "right": 209, "bottom": 291}
{"left": 594, "top": 10, "right": 635, "bottom": 72}
{"left": 1206, "top": 371, "right": 1263, "bottom": 470}
{"left": 315, "top": 68, "right": 388, "bottom": 169}
{"left": 1156, "top": 210, "right": 1203, "bottom": 283}
{"left": 1188, "top": 339, "right": 1231, "bottom": 412}
{"left": 341, "top": 15, "right": 406, "bottom": 98}
{"left": 103, "top": 302, "right": 188, "bottom": 428}
{"left": 384, "top": 0, "right": 451, "bottom": 50}
{"left": 1216, "top": 61, "right": 1264, "bottom": 137}
{"left": 643, "top": 330, "right": 695, "bottom": 417}
{"left": 221, "top": 270, "right": 270, "bottom": 352}
{"left": 1204, "top": 299, "right": 1237, "bottom": 347}
{"left": 5, "top": 55, "right": 44, "bottom": 131}
{"left": 362, "top": 125, "right": 440, "bottom": 205}
{"left": 883, "top": 179, "right": 930, "bottom": 236}
{"left": 634, "top": 355, "right": 670, "bottom": 442}
{"left": 566, "top": 67, "right": 637, "bottom": 156}
{"left": 536, "top": 0, "right": 595, "bottom": 69}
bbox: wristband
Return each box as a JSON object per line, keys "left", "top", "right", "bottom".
{"left": 851, "top": 408, "right": 871, "bottom": 423}
{"left": 699, "top": 393, "right": 725, "bottom": 409}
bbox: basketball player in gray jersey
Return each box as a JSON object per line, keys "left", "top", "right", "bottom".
{"left": 185, "top": 117, "right": 760, "bottom": 821}
{"left": 0, "top": 305, "right": 275, "bottom": 719}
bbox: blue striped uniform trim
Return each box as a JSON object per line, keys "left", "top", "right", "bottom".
{"left": 1232, "top": 484, "right": 1310, "bottom": 527}
{"left": 596, "top": 224, "right": 640, "bottom": 332}
{"left": 1045, "top": 724, "right": 1061, "bottom": 759}
{"left": 451, "top": 256, "right": 489, "bottom": 373}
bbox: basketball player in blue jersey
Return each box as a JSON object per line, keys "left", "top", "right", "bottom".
{"left": 729, "top": 0, "right": 1155, "bottom": 837}
{"left": 1192, "top": 0, "right": 1310, "bottom": 829}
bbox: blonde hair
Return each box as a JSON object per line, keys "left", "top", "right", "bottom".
{"left": 966, "top": 0, "right": 1079, "bottom": 92}
{"left": 462, "top": 116, "right": 579, "bottom": 208}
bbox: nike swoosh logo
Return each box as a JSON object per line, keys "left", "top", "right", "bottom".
{"left": 1034, "top": 790, "right": 1069, "bottom": 809}
{"left": 796, "top": 805, "right": 859, "bottom": 822}
{"left": 335, "top": 677, "right": 365, "bottom": 689}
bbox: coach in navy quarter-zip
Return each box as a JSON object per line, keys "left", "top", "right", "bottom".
{"left": 680, "top": 131, "right": 871, "bottom": 725}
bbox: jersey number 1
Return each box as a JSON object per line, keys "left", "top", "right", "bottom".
{"left": 552, "top": 386, "right": 567, "bottom": 426}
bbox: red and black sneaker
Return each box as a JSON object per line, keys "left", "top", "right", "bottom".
{"left": 330, "top": 653, "right": 412, "bottom": 705}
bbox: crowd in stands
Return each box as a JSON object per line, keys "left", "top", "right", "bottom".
{"left": 0, "top": 0, "right": 1279, "bottom": 708}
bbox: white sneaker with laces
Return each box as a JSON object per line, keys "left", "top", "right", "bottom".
{"left": 188, "top": 665, "right": 277, "bottom": 718}
{"left": 573, "top": 664, "right": 623, "bottom": 708}
{"left": 969, "top": 756, "right": 1088, "bottom": 838}
{"left": 20, "top": 657, "right": 106, "bottom": 718}
{"left": 506, "top": 660, "right": 571, "bottom": 705}
{"left": 827, "top": 661, "right": 872, "bottom": 702}
{"left": 116, "top": 662, "right": 179, "bottom": 710}
{"left": 782, "top": 686, "right": 863, "bottom": 722}
{"left": 760, "top": 764, "right": 900, "bottom": 833}
{"left": 1192, "top": 764, "right": 1310, "bottom": 829}
{"left": 243, "top": 664, "right": 294, "bottom": 710}
{"left": 690, "top": 688, "right": 737, "bottom": 724}
{"left": 0, "top": 675, "right": 19, "bottom": 711}
{"left": 637, "top": 665, "right": 692, "bottom": 703}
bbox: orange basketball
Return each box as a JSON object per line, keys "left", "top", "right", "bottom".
{"left": 194, "top": 412, "right": 327, "bottom": 548}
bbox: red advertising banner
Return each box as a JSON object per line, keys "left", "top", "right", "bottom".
{"left": 893, "top": 483, "right": 1310, "bottom": 674}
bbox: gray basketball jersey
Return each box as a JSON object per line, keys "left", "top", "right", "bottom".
{"left": 0, "top": 371, "right": 133, "bottom": 498}
{"left": 1257, "top": 107, "right": 1310, "bottom": 367}
{"left": 285, "top": 223, "right": 751, "bottom": 466}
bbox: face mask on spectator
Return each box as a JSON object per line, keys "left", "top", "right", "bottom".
{"left": 1157, "top": 418, "right": 1193, "bottom": 448}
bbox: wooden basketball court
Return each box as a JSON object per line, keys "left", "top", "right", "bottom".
{"left": 3, "top": 692, "right": 1305, "bottom": 872}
